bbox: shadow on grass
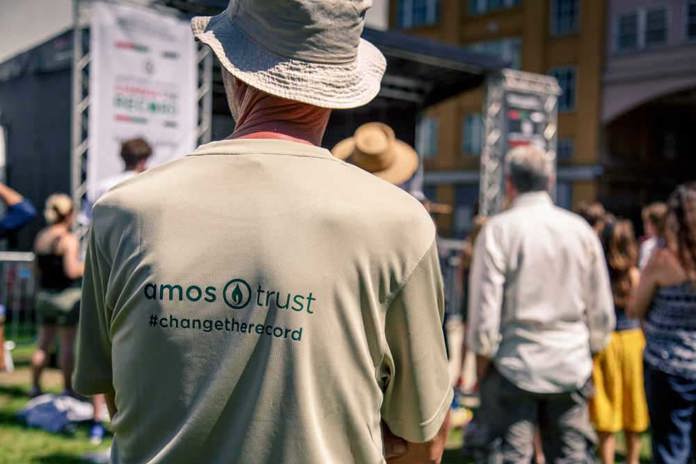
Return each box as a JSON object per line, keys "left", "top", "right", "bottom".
{"left": 31, "top": 453, "right": 85, "bottom": 464}
{"left": 615, "top": 451, "right": 652, "bottom": 464}
{"left": 0, "top": 383, "right": 29, "bottom": 398}
{"left": 0, "top": 409, "right": 21, "bottom": 424}
{"left": 443, "top": 447, "right": 473, "bottom": 464}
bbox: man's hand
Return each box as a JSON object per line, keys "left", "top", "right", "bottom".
{"left": 383, "top": 423, "right": 408, "bottom": 460}
{"left": 475, "top": 354, "right": 491, "bottom": 381}
{"left": 382, "top": 411, "right": 450, "bottom": 463}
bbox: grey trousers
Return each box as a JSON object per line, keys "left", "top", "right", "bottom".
{"left": 469, "top": 367, "right": 597, "bottom": 464}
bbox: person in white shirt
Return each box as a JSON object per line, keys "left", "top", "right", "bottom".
{"left": 467, "top": 145, "right": 615, "bottom": 463}
{"left": 93, "top": 138, "right": 152, "bottom": 201}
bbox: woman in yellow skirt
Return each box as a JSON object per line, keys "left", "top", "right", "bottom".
{"left": 590, "top": 220, "right": 649, "bottom": 464}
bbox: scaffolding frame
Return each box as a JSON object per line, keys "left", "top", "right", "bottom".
{"left": 479, "top": 69, "right": 561, "bottom": 216}
{"left": 70, "top": 0, "right": 213, "bottom": 238}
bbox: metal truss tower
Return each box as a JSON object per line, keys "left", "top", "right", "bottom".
{"left": 70, "top": 0, "right": 213, "bottom": 239}
{"left": 479, "top": 69, "right": 561, "bottom": 216}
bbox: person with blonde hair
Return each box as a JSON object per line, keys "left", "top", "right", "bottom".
{"left": 629, "top": 182, "right": 696, "bottom": 463}
{"left": 30, "top": 194, "right": 83, "bottom": 397}
{"left": 590, "top": 219, "right": 648, "bottom": 464}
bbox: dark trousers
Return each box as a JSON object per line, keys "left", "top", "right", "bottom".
{"left": 645, "top": 363, "right": 696, "bottom": 464}
{"left": 470, "top": 367, "right": 596, "bottom": 464}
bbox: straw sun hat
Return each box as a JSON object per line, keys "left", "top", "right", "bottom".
{"left": 191, "top": 0, "right": 387, "bottom": 109}
{"left": 332, "top": 123, "right": 419, "bottom": 185}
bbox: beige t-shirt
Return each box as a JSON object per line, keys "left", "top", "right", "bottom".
{"left": 73, "top": 139, "right": 451, "bottom": 464}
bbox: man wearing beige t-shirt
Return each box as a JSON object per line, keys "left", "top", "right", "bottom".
{"left": 73, "top": 1, "right": 451, "bottom": 463}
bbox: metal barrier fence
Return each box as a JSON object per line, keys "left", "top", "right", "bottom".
{"left": 0, "top": 252, "right": 36, "bottom": 340}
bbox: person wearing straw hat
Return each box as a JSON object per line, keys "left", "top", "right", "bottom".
{"left": 333, "top": 122, "right": 453, "bottom": 215}
{"left": 73, "top": 1, "right": 452, "bottom": 463}
{"left": 332, "top": 122, "right": 420, "bottom": 186}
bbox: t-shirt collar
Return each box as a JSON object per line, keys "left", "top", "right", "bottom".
{"left": 190, "top": 138, "right": 334, "bottom": 160}
{"left": 511, "top": 191, "right": 553, "bottom": 209}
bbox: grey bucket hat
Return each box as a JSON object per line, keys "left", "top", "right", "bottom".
{"left": 191, "top": 0, "right": 387, "bottom": 109}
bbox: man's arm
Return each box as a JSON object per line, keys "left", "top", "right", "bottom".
{"left": 0, "top": 183, "right": 36, "bottom": 234}
{"left": 72, "top": 220, "right": 114, "bottom": 397}
{"left": 627, "top": 254, "right": 660, "bottom": 319}
{"left": 381, "top": 239, "right": 452, "bottom": 463}
{"left": 0, "top": 183, "right": 23, "bottom": 206}
{"left": 466, "top": 224, "right": 505, "bottom": 379}
{"left": 384, "top": 411, "right": 450, "bottom": 464}
{"left": 585, "top": 234, "right": 615, "bottom": 354}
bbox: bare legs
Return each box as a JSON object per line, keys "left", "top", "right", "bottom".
{"left": 30, "top": 325, "right": 77, "bottom": 395}
{"left": 31, "top": 325, "right": 56, "bottom": 394}
{"left": 598, "top": 431, "right": 641, "bottom": 464}
{"left": 624, "top": 431, "right": 641, "bottom": 464}
{"left": 598, "top": 431, "right": 615, "bottom": 464}
{"left": 533, "top": 429, "right": 546, "bottom": 464}
{"left": 58, "top": 326, "right": 76, "bottom": 393}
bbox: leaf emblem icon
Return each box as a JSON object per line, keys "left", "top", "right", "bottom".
{"left": 232, "top": 284, "right": 243, "bottom": 304}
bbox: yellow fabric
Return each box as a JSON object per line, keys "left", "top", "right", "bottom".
{"left": 73, "top": 139, "right": 452, "bottom": 464}
{"left": 589, "top": 329, "right": 649, "bottom": 433}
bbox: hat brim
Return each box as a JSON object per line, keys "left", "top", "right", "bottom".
{"left": 331, "top": 137, "right": 419, "bottom": 185}
{"left": 191, "top": 14, "right": 386, "bottom": 110}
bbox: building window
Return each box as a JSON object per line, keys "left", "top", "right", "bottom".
{"left": 461, "top": 113, "right": 483, "bottom": 156}
{"left": 556, "top": 182, "right": 573, "bottom": 210}
{"left": 688, "top": 0, "right": 696, "bottom": 40}
{"left": 557, "top": 138, "right": 574, "bottom": 160}
{"left": 417, "top": 116, "right": 439, "bottom": 158}
{"left": 397, "top": 0, "right": 439, "bottom": 28}
{"left": 466, "top": 37, "right": 522, "bottom": 69}
{"left": 468, "top": 0, "right": 520, "bottom": 16}
{"left": 549, "top": 67, "right": 576, "bottom": 112}
{"left": 617, "top": 12, "right": 639, "bottom": 51}
{"left": 616, "top": 8, "right": 670, "bottom": 52}
{"left": 645, "top": 8, "right": 667, "bottom": 46}
{"left": 550, "top": 0, "right": 579, "bottom": 36}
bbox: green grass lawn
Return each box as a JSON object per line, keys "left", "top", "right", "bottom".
{"left": 0, "top": 340, "right": 111, "bottom": 464}
{"left": 0, "top": 339, "right": 650, "bottom": 463}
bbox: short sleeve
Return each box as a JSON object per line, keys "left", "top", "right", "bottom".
{"left": 73, "top": 224, "right": 114, "bottom": 395}
{"left": 381, "top": 239, "right": 453, "bottom": 443}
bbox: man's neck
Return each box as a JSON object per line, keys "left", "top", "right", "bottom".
{"left": 232, "top": 130, "right": 315, "bottom": 146}
{"left": 231, "top": 121, "right": 325, "bottom": 146}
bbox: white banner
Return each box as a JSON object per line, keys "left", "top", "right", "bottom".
{"left": 88, "top": 2, "right": 197, "bottom": 201}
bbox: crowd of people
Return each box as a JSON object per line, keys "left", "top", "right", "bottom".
{"left": 2, "top": 138, "right": 154, "bottom": 444}
{"left": 452, "top": 151, "right": 695, "bottom": 463}
{"left": 0, "top": 0, "right": 694, "bottom": 463}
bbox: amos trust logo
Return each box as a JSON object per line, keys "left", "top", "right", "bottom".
{"left": 223, "top": 279, "right": 252, "bottom": 309}
{"left": 144, "top": 278, "right": 317, "bottom": 314}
